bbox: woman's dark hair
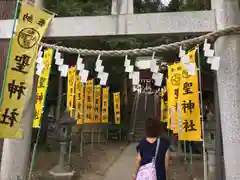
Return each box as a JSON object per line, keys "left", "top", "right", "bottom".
{"left": 145, "top": 118, "right": 160, "bottom": 137}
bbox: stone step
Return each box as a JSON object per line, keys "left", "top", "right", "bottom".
{"left": 134, "top": 127, "right": 145, "bottom": 132}
{"left": 134, "top": 133, "right": 145, "bottom": 139}
{"left": 135, "top": 121, "right": 146, "bottom": 126}
{"left": 135, "top": 122, "right": 145, "bottom": 126}
{"left": 134, "top": 134, "right": 144, "bottom": 142}
{"left": 134, "top": 128, "right": 145, "bottom": 134}
{"left": 134, "top": 125, "right": 145, "bottom": 131}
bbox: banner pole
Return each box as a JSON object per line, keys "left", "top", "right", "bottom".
{"left": 80, "top": 83, "right": 86, "bottom": 156}
{"left": 196, "top": 45, "right": 208, "bottom": 180}
{"left": 106, "top": 87, "right": 110, "bottom": 143}
{"left": 0, "top": 0, "right": 21, "bottom": 107}
{"left": 28, "top": 123, "right": 41, "bottom": 180}
{"left": 183, "top": 140, "right": 188, "bottom": 173}
{"left": 189, "top": 141, "right": 193, "bottom": 169}
{"left": 184, "top": 140, "right": 187, "bottom": 161}
{"left": 160, "top": 89, "right": 164, "bottom": 122}
{"left": 28, "top": 49, "right": 55, "bottom": 180}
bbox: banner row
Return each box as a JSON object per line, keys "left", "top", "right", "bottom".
{"left": 160, "top": 48, "right": 202, "bottom": 141}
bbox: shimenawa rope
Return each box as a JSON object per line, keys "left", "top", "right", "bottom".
{"left": 40, "top": 25, "right": 240, "bottom": 56}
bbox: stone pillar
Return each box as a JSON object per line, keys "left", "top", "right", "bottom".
{"left": 214, "top": 72, "right": 225, "bottom": 180}
{"left": 0, "top": 78, "right": 36, "bottom": 180}
{"left": 204, "top": 118, "right": 216, "bottom": 180}
{"left": 0, "top": 1, "right": 42, "bottom": 180}
{"left": 0, "top": 0, "right": 17, "bottom": 160}
{"left": 111, "top": 0, "right": 133, "bottom": 15}
{"left": 0, "top": 0, "right": 15, "bottom": 91}
{"left": 0, "top": 0, "right": 14, "bottom": 177}
{"left": 211, "top": 0, "right": 240, "bottom": 179}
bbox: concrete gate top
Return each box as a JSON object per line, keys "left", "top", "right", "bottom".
{"left": 0, "top": 1, "right": 216, "bottom": 39}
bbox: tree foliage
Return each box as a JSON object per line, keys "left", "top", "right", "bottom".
{"left": 44, "top": 0, "right": 210, "bottom": 51}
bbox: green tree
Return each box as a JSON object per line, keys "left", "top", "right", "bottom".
{"left": 178, "top": 0, "right": 210, "bottom": 11}
{"left": 44, "top": 0, "right": 111, "bottom": 16}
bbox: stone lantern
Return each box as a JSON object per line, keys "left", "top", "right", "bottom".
{"left": 204, "top": 105, "right": 216, "bottom": 179}
{"left": 49, "top": 110, "right": 76, "bottom": 179}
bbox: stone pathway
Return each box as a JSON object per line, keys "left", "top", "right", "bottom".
{"left": 103, "top": 143, "right": 137, "bottom": 180}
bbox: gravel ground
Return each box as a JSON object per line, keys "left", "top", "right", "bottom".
{"left": 169, "top": 153, "right": 204, "bottom": 180}
{"left": 29, "top": 141, "right": 128, "bottom": 180}
{"left": 0, "top": 141, "right": 204, "bottom": 180}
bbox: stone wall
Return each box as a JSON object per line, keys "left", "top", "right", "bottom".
{"left": 0, "top": 0, "right": 16, "bottom": 158}
{"left": 0, "top": 0, "right": 15, "bottom": 87}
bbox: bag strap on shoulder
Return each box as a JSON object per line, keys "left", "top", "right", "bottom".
{"left": 154, "top": 138, "right": 160, "bottom": 159}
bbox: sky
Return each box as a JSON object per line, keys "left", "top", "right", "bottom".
{"left": 142, "top": 0, "right": 171, "bottom": 6}
{"left": 161, "top": 0, "right": 171, "bottom": 6}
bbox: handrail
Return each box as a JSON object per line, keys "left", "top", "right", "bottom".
{"left": 132, "top": 92, "right": 140, "bottom": 139}
{"left": 129, "top": 92, "right": 139, "bottom": 141}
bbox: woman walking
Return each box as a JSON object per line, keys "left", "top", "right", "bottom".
{"left": 133, "top": 118, "right": 170, "bottom": 180}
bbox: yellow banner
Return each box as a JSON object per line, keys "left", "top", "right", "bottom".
{"left": 160, "top": 88, "right": 166, "bottom": 122}
{"left": 94, "top": 85, "right": 101, "bottom": 123}
{"left": 167, "top": 62, "right": 184, "bottom": 133}
{"left": 178, "top": 48, "right": 201, "bottom": 141}
{"left": 67, "top": 67, "right": 76, "bottom": 117}
{"left": 166, "top": 81, "right": 171, "bottom": 129}
{"left": 85, "top": 80, "right": 94, "bottom": 123}
{"left": 186, "top": 48, "right": 197, "bottom": 64}
{"left": 102, "top": 87, "right": 109, "bottom": 123}
{"left": 163, "top": 101, "right": 168, "bottom": 123}
{"left": 113, "top": 92, "right": 121, "bottom": 125}
{"left": 33, "top": 48, "right": 53, "bottom": 128}
{"left": 160, "top": 88, "right": 168, "bottom": 123}
{"left": 75, "top": 76, "right": 84, "bottom": 124}
{"left": 0, "top": 3, "right": 53, "bottom": 138}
